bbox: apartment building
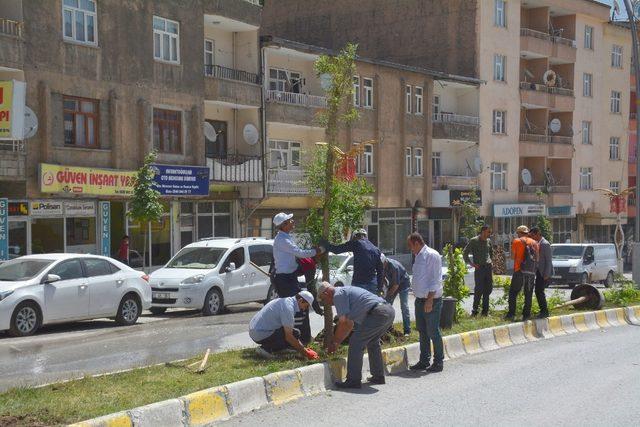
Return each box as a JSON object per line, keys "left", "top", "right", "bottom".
{"left": 0, "top": 0, "right": 264, "bottom": 267}
{"left": 262, "top": 0, "right": 631, "bottom": 252}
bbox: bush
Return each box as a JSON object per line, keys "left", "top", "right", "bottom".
{"left": 442, "top": 244, "right": 470, "bottom": 322}
{"left": 490, "top": 276, "right": 564, "bottom": 315}
{"left": 604, "top": 276, "right": 640, "bottom": 305}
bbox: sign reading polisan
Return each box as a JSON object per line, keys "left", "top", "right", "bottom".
{"left": 30, "top": 200, "right": 64, "bottom": 217}
{"left": 493, "top": 203, "right": 545, "bottom": 218}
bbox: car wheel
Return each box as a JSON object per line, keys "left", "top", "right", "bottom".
{"left": 9, "top": 301, "right": 41, "bottom": 337}
{"left": 203, "top": 288, "right": 224, "bottom": 316}
{"left": 263, "top": 285, "right": 278, "bottom": 305}
{"left": 149, "top": 307, "right": 167, "bottom": 315}
{"left": 580, "top": 272, "right": 589, "bottom": 286}
{"left": 604, "top": 271, "right": 614, "bottom": 288}
{"left": 115, "top": 293, "right": 141, "bottom": 326}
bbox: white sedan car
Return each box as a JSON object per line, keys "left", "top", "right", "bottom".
{"left": 441, "top": 256, "right": 476, "bottom": 289}
{"left": 0, "top": 254, "right": 151, "bottom": 337}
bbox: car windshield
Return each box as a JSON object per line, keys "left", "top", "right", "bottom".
{"left": 166, "top": 247, "right": 226, "bottom": 269}
{"left": 552, "top": 246, "right": 584, "bottom": 259}
{"left": 328, "top": 255, "right": 349, "bottom": 270}
{"left": 0, "top": 258, "right": 54, "bottom": 281}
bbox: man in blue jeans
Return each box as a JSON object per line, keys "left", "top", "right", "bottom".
{"left": 407, "top": 232, "right": 444, "bottom": 372}
{"left": 381, "top": 254, "right": 411, "bottom": 336}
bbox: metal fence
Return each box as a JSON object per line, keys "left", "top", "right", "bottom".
{"left": 204, "top": 65, "right": 261, "bottom": 85}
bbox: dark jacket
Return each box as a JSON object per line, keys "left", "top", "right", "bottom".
{"left": 537, "top": 237, "right": 554, "bottom": 278}
{"left": 326, "top": 238, "right": 384, "bottom": 289}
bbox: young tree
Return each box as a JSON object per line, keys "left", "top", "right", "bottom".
{"left": 459, "top": 189, "right": 484, "bottom": 241}
{"left": 442, "top": 244, "right": 470, "bottom": 322}
{"left": 128, "top": 151, "right": 165, "bottom": 272}
{"left": 536, "top": 214, "right": 553, "bottom": 243}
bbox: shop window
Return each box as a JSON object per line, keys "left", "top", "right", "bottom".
{"left": 8, "top": 221, "right": 27, "bottom": 259}
{"left": 197, "top": 202, "right": 232, "bottom": 240}
{"left": 63, "top": 96, "right": 99, "bottom": 148}
{"left": 32, "top": 218, "right": 64, "bottom": 254}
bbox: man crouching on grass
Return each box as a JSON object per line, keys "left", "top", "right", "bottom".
{"left": 249, "top": 291, "right": 319, "bottom": 361}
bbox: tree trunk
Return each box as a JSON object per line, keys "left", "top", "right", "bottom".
{"left": 143, "top": 221, "right": 148, "bottom": 274}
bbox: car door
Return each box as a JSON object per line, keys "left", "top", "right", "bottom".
{"left": 247, "top": 243, "right": 273, "bottom": 300}
{"left": 592, "top": 246, "right": 606, "bottom": 281}
{"left": 83, "top": 258, "right": 123, "bottom": 317}
{"left": 218, "top": 246, "right": 250, "bottom": 304}
{"left": 43, "top": 259, "right": 90, "bottom": 321}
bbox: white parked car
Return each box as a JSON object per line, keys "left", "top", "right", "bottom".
{"left": 551, "top": 243, "right": 618, "bottom": 288}
{"left": 441, "top": 256, "right": 476, "bottom": 289}
{"left": 317, "top": 252, "right": 354, "bottom": 287}
{"left": 148, "top": 238, "right": 276, "bottom": 316}
{"left": 0, "top": 254, "right": 151, "bottom": 337}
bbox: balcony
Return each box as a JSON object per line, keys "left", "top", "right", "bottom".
{"left": 203, "top": 0, "right": 261, "bottom": 27}
{"left": 267, "top": 169, "right": 308, "bottom": 194}
{"left": 433, "top": 175, "right": 478, "bottom": 190}
{"left": 0, "top": 18, "right": 24, "bottom": 69}
{"left": 0, "top": 141, "right": 26, "bottom": 180}
{"left": 265, "top": 90, "right": 327, "bottom": 127}
{"left": 520, "top": 28, "right": 576, "bottom": 63}
{"left": 432, "top": 113, "right": 480, "bottom": 142}
{"left": 207, "top": 154, "right": 263, "bottom": 184}
{"left": 520, "top": 133, "right": 574, "bottom": 158}
{"left": 520, "top": 82, "right": 575, "bottom": 111}
{"left": 519, "top": 186, "right": 572, "bottom": 205}
{"left": 204, "top": 65, "right": 262, "bottom": 108}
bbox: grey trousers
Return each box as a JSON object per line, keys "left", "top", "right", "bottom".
{"left": 346, "top": 303, "right": 396, "bottom": 383}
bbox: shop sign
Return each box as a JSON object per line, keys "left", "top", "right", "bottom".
{"left": 0, "top": 80, "right": 26, "bottom": 140}
{"left": 493, "top": 203, "right": 545, "bottom": 218}
{"left": 64, "top": 201, "right": 96, "bottom": 217}
{"left": 30, "top": 200, "right": 64, "bottom": 217}
{"left": 151, "top": 164, "right": 210, "bottom": 196}
{"left": 547, "top": 206, "right": 575, "bottom": 217}
{"left": 0, "top": 198, "right": 8, "bottom": 261}
{"left": 100, "top": 201, "right": 110, "bottom": 257}
{"left": 8, "top": 202, "right": 28, "bottom": 216}
{"left": 450, "top": 190, "right": 482, "bottom": 207}
{"left": 40, "top": 163, "right": 137, "bottom": 197}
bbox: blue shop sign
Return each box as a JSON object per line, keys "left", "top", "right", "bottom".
{"left": 151, "top": 164, "right": 210, "bottom": 196}
{"left": 547, "top": 206, "right": 575, "bottom": 217}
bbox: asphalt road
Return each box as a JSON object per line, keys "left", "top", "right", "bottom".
{"left": 0, "top": 285, "right": 580, "bottom": 391}
{"left": 221, "top": 325, "right": 640, "bottom": 427}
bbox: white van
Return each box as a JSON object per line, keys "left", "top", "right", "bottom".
{"left": 551, "top": 243, "right": 618, "bottom": 288}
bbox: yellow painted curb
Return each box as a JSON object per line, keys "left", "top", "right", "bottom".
{"left": 573, "top": 314, "right": 590, "bottom": 332}
{"left": 523, "top": 321, "right": 539, "bottom": 340}
{"left": 548, "top": 316, "right": 566, "bottom": 336}
{"left": 263, "top": 370, "right": 304, "bottom": 405}
{"left": 382, "top": 347, "right": 407, "bottom": 374}
{"left": 615, "top": 308, "right": 627, "bottom": 324}
{"left": 595, "top": 311, "right": 610, "bottom": 328}
{"left": 184, "top": 386, "right": 229, "bottom": 426}
{"left": 460, "top": 331, "right": 481, "bottom": 353}
{"left": 69, "top": 413, "right": 132, "bottom": 427}
{"left": 493, "top": 326, "right": 512, "bottom": 347}
{"left": 328, "top": 358, "right": 347, "bottom": 382}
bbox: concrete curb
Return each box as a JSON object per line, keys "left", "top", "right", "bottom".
{"left": 70, "top": 305, "right": 640, "bottom": 427}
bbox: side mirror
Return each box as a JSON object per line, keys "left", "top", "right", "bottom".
{"left": 225, "top": 262, "right": 236, "bottom": 273}
{"left": 345, "top": 265, "right": 354, "bottom": 273}
{"left": 44, "top": 274, "right": 61, "bottom": 284}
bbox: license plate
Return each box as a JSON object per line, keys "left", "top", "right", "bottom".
{"left": 551, "top": 276, "right": 562, "bottom": 280}
{"left": 153, "top": 292, "right": 171, "bottom": 299}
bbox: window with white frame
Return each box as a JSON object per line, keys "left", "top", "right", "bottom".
{"left": 612, "top": 45, "right": 623, "bottom": 68}
{"left": 493, "top": 110, "right": 506, "bottom": 134}
{"left": 415, "top": 87, "right": 423, "bottom": 115}
{"left": 63, "top": 0, "right": 97, "bottom": 45}
{"left": 269, "top": 68, "right": 301, "bottom": 93}
{"left": 584, "top": 25, "right": 594, "bottom": 50}
{"left": 494, "top": 0, "right": 506, "bottom": 28}
{"left": 268, "top": 140, "right": 301, "bottom": 170}
{"left": 153, "top": 16, "right": 180, "bottom": 63}
{"left": 405, "top": 147, "right": 412, "bottom": 176}
{"left": 491, "top": 162, "right": 507, "bottom": 190}
{"left": 363, "top": 78, "right": 373, "bottom": 108}
{"left": 204, "top": 39, "right": 214, "bottom": 75}
{"left": 494, "top": 54, "right": 506, "bottom": 82}
{"left": 579, "top": 167, "right": 593, "bottom": 190}
{"left": 362, "top": 144, "right": 373, "bottom": 174}
{"left": 432, "top": 152, "right": 441, "bottom": 177}
{"left": 583, "top": 73, "right": 592, "bottom": 97}
{"left": 609, "top": 137, "right": 620, "bottom": 160}
{"left": 610, "top": 180, "right": 620, "bottom": 194}
{"left": 353, "top": 76, "right": 360, "bottom": 107}
{"left": 582, "top": 121, "right": 592, "bottom": 145}
{"left": 611, "top": 91, "right": 621, "bottom": 113}
{"left": 414, "top": 148, "right": 423, "bottom": 176}
{"left": 405, "top": 85, "right": 412, "bottom": 114}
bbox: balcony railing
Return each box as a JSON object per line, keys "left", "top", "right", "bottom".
{"left": 433, "top": 175, "right": 479, "bottom": 190}
{"left": 0, "top": 140, "right": 26, "bottom": 153}
{"left": 266, "top": 90, "right": 327, "bottom": 108}
{"left": 267, "top": 169, "right": 308, "bottom": 194}
{"left": 243, "top": 0, "right": 262, "bottom": 5}
{"left": 520, "top": 133, "right": 550, "bottom": 144}
{"left": 520, "top": 28, "right": 576, "bottom": 48}
{"left": 520, "top": 185, "right": 571, "bottom": 193}
{"left": 520, "top": 82, "right": 574, "bottom": 97}
{"left": 204, "top": 64, "right": 260, "bottom": 85}
{"left": 207, "top": 155, "right": 263, "bottom": 183}
{"left": 550, "top": 135, "right": 572, "bottom": 144}
{"left": 0, "top": 18, "right": 22, "bottom": 38}
{"left": 432, "top": 112, "right": 480, "bottom": 126}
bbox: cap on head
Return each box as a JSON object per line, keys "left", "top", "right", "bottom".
{"left": 297, "top": 290, "right": 314, "bottom": 306}
{"left": 273, "top": 212, "right": 294, "bottom": 227}
{"left": 516, "top": 225, "right": 530, "bottom": 234}
{"left": 316, "top": 281, "right": 332, "bottom": 303}
{"left": 352, "top": 228, "right": 367, "bottom": 239}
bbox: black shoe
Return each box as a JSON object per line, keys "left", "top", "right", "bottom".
{"left": 426, "top": 364, "right": 443, "bottom": 373}
{"left": 409, "top": 361, "right": 429, "bottom": 371}
{"left": 536, "top": 312, "right": 549, "bottom": 319}
{"left": 335, "top": 380, "right": 362, "bottom": 389}
{"left": 367, "top": 375, "right": 385, "bottom": 385}
{"left": 471, "top": 311, "right": 478, "bottom": 317}
{"left": 480, "top": 312, "right": 489, "bottom": 317}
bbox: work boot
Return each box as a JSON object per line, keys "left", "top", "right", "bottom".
{"left": 409, "top": 361, "right": 429, "bottom": 370}
{"left": 426, "top": 363, "right": 443, "bottom": 373}
{"left": 367, "top": 375, "right": 385, "bottom": 385}
{"left": 335, "top": 380, "right": 362, "bottom": 389}
{"left": 536, "top": 312, "right": 549, "bottom": 319}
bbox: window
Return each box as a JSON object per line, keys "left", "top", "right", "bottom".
{"left": 204, "top": 39, "right": 214, "bottom": 75}
{"left": 50, "top": 260, "right": 85, "bottom": 281}
{"left": 405, "top": 85, "right": 412, "bottom": 114}
{"left": 582, "top": 121, "right": 592, "bottom": 145}
{"left": 405, "top": 147, "right": 412, "bottom": 176}
{"left": 610, "top": 180, "right": 620, "bottom": 194}
{"left": 579, "top": 167, "right": 593, "bottom": 190}
{"left": 612, "top": 45, "right": 623, "bottom": 68}
{"left": 610, "top": 137, "right": 620, "bottom": 160}
{"left": 63, "top": 96, "right": 99, "bottom": 148}
{"left": 268, "top": 140, "right": 301, "bottom": 169}
{"left": 583, "top": 73, "right": 592, "bottom": 97}
{"left": 248, "top": 244, "right": 273, "bottom": 267}
{"left": 153, "top": 108, "right": 182, "bottom": 153}
{"left": 584, "top": 25, "right": 593, "bottom": 50}
{"left": 415, "top": 87, "right": 423, "bottom": 115}
{"left": 221, "top": 247, "right": 245, "bottom": 273}
{"left": 433, "top": 95, "right": 440, "bottom": 115}
{"left": 494, "top": 54, "right": 506, "bottom": 82}
{"left": 414, "top": 148, "right": 423, "bottom": 177}
{"left": 362, "top": 144, "right": 373, "bottom": 174}
{"left": 493, "top": 110, "right": 506, "bottom": 134}
{"left": 153, "top": 16, "right": 180, "bottom": 63}
{"left": 353, "top": 76, "right": 360, "bottom": 107}
{"left": 196, "top": 201, "right": 232, "bottom": 240}
{"left": 494, "top": 0, "right": 506, "bottom": 28}
{"left": 63, "top": 0, "right": 97, "bottom": 45}
{"left": 363, "top": 78, "right": 373, "bottom": 108}
{"left": 432, "top": 152, "right": 441, "bottom": 177}
{"left": 83, "top": 258, "right": 113, "bottom": 277}
{"left": 611, "top": 91, "right": 621, "bottom": 113}
{"left": 491, "top": 162, "right": 507, "bottom": 190}
{"left": 268, "top": 68, "right": 301, "bottom": 93}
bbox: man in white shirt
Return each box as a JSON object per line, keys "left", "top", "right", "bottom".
{"left": 407, "top": 232, "right": 444, "bottom": 372}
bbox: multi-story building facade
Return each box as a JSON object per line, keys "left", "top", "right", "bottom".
{"left": 262, "top": 0, "right": 631, "bottom": 253}
{"left": 0, "top": 0, "right": 264, "bottom": 267}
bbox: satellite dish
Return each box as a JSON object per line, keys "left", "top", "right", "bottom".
{"left": 521, "top": 169, "right": 533, "bottom": 186}
{"left": 319, "top": 73, "right": 333, "bottom": 91}
{"left": 473, "top": 157, "right": 483, "bottom": 173}
{"left": 243, "top": 124, "right": 259, "bottom": 146}
{"left": 22, "top": 106, "right": 38, "bottom": 139}
{"left": 549, "top": 118, "right": 562, "bottom": 134}
{"left": 204, "top": 122, "right": 217, "bottom": 142}
{"left": 543, "top": 69, "right": 556, "bottom": 87}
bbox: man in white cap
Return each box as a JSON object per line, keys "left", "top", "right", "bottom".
{"left": 249, "top": 290, "right": 319, "bottom": 360}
